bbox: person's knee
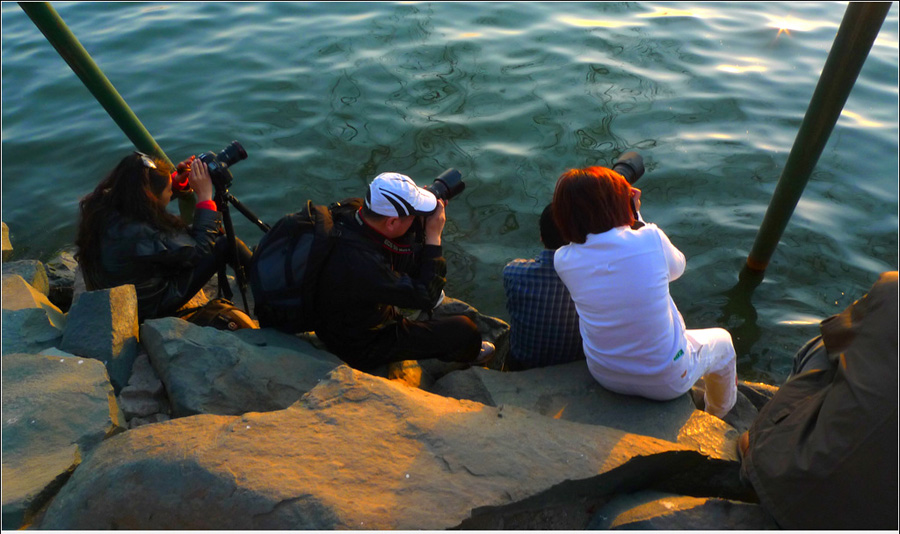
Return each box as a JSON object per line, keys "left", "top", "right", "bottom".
{"left": 440, "top": 315, "right": 482, "bottom": 359}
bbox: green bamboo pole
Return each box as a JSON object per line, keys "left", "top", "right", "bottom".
{"left": 745, "top": 2, "right": 890, "bottom": 273}
{"left": 18, "top": 1, "right": 195, "bottom": 221}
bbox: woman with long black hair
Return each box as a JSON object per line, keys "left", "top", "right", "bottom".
{"left": 75, "top": 152, "right": 250, "bottom": 323}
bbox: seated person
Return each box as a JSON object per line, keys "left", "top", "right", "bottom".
{"left": 503, "top": 204, "right": 583, "bottom": 370}
{"left": 312, "top": 172, "right": 494, "bottom": 372}
{"left": 552, "top": 166, "right": 737, "bottom": 419}
{"left": 738, "top": 271, "right": 898, "bottom": 530}
{"left": 75, "top": 152, "right": 252, "bottom": 324}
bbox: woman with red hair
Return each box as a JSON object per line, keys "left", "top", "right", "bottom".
{"left": 552, "top": 166, "right": 737, "bottom": 419}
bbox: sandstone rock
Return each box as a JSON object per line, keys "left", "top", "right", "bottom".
{"left": 590, "top": 490, "right": 778, "bottom": 530}
{"left": 39, "top": 365, "right": 707, "bottom": 530}
{"left": 433, "top": 360, "right": 741, "bottom": 461}
{"left": 1, "top": 353, "right": 125, "bottom": 530}
{"left": 139, "top": 318, "right": 343, "bottom": 417}
{"left": 2, "top": 259, "right": 49, "bottom": 296}
{"left": 2, "top": 222, "right": 12, "bottom": 262}
{"left": 59, "top": 285, "right": 139, "bottom": 393}
{"left": 1, "top": 274, "right": 66, "bottom": 355}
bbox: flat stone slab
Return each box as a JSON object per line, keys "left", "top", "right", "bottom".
{"left": 140, "top": 318, "right": 344, "bottom": 417}
{"left": 433, "top": 360, "right": 740, "bottom": 461}
{"left": 1, "top": 353, "right": 125, "bottom": 530}
{"left": 39, "top": 365, "right": 698, "bottom": 530}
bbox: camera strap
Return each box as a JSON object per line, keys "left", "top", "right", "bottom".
{"left": 353, "top": 209, "right": 414, "bottom": 255}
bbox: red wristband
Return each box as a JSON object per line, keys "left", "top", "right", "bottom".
{"left": 170, "top": 171, "right": 191, "bottom": 193}
{"left": 195, "top": 200, "right": 217, "bottom": 212}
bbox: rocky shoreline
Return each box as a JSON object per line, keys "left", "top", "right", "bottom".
{"left": 2, "top": 221, "right": 782, "bottom": 530}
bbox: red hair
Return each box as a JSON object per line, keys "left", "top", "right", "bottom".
{"left": 551, "top": 166, "right": 635, "bottom": 244}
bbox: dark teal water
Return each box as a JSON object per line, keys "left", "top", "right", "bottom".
{"left": 2, "top": 2, "right": 897, "bottom": 383}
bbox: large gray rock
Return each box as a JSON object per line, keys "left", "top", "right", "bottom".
{"left": 39, "top": 365, "right": 705, "bottom": 530}
{"left": 1, "top": 274, "right": 66, "bottom": 355}
{"left": 2, "top": 260, "right": 49, "bottom": 296}
{"left": 432, "top": 360, "right": 741, "bottom": 461}
{"left": 59, "top": 285, "right": 139, "bottom": 392}
{"left": 1, "top": 352, "right": 125, "bottom": 530}
{"left": 139, "top": 318, "right": 343, "bottom": 417}
{"left": 590, "top": 490, "right": 778, "bottom": 530}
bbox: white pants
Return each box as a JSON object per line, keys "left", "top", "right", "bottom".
{"left": 589, "top": 327, "right": 738, "bottom": 418}
{"left": 683, "top": 328, "right": 738, "bottom": 418}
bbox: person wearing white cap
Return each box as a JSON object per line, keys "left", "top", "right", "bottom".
{"left": 311, "top": 172, "right": 495, "bottom": 371}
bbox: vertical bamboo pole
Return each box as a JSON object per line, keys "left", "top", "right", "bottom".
{"left": 18, "top": 1, "right": 196, "bottom": 221}
{"left": 745, "top": 2, "right": 890, "bottom": 273}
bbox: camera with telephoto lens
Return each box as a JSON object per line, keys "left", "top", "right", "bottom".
{"left": 612, "top": 151, "right": 644, "bottom": 185}
{"left": 196, "top": 140, "right": 248, "bottom": 193}
{"left": 424, "top": 168, "right": 466, "bottom": 203}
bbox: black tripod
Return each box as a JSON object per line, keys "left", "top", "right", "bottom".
{"left": 213, "top": 189, "right": 270, "bottom": 314}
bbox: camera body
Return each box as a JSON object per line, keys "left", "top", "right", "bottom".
{"left": 196, "top": 140, "right": 248, "bottom": 194}
{"left": 424, "top": 168, "right": 466, "bottom": 203}
{"left": 612, "top": 151, "right": 645, "bottom": 185}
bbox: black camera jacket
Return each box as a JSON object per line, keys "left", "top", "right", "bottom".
{"left": 93, "top": 208, "right": 222, "bottom": 321}
{"left": 313, "top": 202, "right": 446, "bottom": 360}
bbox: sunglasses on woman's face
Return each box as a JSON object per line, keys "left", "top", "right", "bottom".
{"left": 134, "top": 151, "right": 158, "bottom": 170}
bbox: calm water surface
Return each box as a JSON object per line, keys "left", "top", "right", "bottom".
{"left": 2, "top": 2, "right": 898, "bottom": 383}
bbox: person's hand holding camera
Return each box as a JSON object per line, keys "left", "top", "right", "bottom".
{"left": 631, "top": 187, "right": 642, "bottom": 213}
{"left": 169, "top": 156, "right": 195, "bottom": 197}
{"left": 189, "top": 159, "right": 214, "bottom": 203}
{"left": 424, "top": 199, "right": 447, "bottom": 246}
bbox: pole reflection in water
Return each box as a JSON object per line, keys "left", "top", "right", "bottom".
{"left": 718, "top": 266, "right": 765, "bottom": 362}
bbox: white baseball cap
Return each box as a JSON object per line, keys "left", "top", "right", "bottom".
{"left": 366, "top": 172, "right": 437, "bottom": 217}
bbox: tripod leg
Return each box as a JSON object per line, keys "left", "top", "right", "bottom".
{"left": 217, "top": 258, "right": 233, "bottom": 300}
{"left": 217, "top": 199, "right": 251, "bottom": 314}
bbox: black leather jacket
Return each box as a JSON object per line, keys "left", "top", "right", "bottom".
{"left": 94, "top": 208, "right": 222, "bottom": 320}
{"left": 313, "top": 201, "right": 446, "bottom": 359}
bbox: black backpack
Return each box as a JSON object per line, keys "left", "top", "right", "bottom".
{"left": 249, "top": 198, "right": 362, "bottom": 333}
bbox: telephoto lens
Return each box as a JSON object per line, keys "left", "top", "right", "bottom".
{"left": 424, "top": 168, "right": 466, "bottom": 202}
{"left": 612, "top": 151, "right": 644, "bottom": 185}
{"left": 216, "top": 141, "right": 248, "bottom": 168}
